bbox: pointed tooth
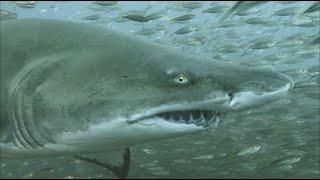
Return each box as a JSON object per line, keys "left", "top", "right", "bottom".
{"left": 194, "top": 111, "right": 200, "bottom": 119}
{"left": 200, "top": 112, "right": 206, "bottom": 125}
{"left": 214, "top": 116, "right": 220, "bottom": 127}
{"left": 190, "top": 113, "right": 194, "bottom": 120}
{"left": 182, "top": 112, "right": 189, "bottom": 122}
{"left": 190, "top": 113, "right": 195, "bottom": 124}
{"left": 179, "top": 114, "right": 186, "bottom": 123}
{"left": 208, "top": 115, "right": 215, "bottom": 125}
{"left": 169, "top": 114, "right": 174, "bottom": 122}
{"left": 200, "top": 112, "right": 204, "bottom": 120}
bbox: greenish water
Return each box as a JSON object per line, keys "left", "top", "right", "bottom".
{"left": 0, "top": 1, "right": 319, "bottom": 179}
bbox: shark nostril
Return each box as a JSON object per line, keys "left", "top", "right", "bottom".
{"left": 227, "top": 92, "right": 234, "bottom": 100}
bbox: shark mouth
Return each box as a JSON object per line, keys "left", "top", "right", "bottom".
{"left": 153, "top": 110, "right": 221, "bottom": 128}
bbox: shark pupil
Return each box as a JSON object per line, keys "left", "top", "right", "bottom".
{"left": 175, "top": 74, "right": 188, "bottom": 84}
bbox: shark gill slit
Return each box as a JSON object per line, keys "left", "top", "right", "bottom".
{"left": 11, "top": 112, "right": 24, "bottom": 148}
{"left": 20, "top": 93, "right": 48, "bottom": 149}
{"left": 15, "top": 93, "right": 38, "bottom": 149}
{"left": 11, "top": 88, "right": 42, "bottom": 150}
{"left": 8, "top": 92, "right": 28, "bottom": 149}
{"left": 11, "top": 106, "right": 31, "bottom": 149}
{"left": 9, "top": 56, "right": 59, "bottom": 150}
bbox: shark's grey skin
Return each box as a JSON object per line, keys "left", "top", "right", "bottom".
{"left": 0, "top": 19, "right": 294, "bottom": 160}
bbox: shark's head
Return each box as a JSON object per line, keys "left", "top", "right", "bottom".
{"left": 37, "top": 44, "right": 294, "bottom": 154}
{"left": 106, "top": 48, "right": 294, "bottom": 140}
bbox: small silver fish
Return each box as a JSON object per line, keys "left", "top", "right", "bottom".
{"left": 122, "top": 15, "right": 150, "bottom": 23}
{"left": 273, "top": 7, "right": 303, "bottom": 16}
{"left": 220, "top": 1, "right": 268, "bottom": 21}
{"left": 236, "top": 144, "right": 261, "bottom": 156}
{"left": 271, "top": 156, "right": 302, "bottom": 165}
{"left": 82, "top": 14, "right": 101, "bottom": 21}
{"left": 202, "top": 6, "right": 229, "bottom": 14}
{"left": 234, "top": 7, "right": 261, "bottom": 16}
{"left": 134, "top": 28, "right": 158, "bottom": 36}
{"left": 303, "top": 2, "right": 320, "bottom": 13}
{"left": 0, "top": 9, "right": 18, "bottom": 21}
{"left": 92, "top": 1, "right": 118, "bottom": 6}
{"left": 179, "top": 2, "right": 203, "bottom": 10}
{"left": 172, "top": 14, "right": 196, "bottom": 22}
{"left": 173, "top": 25, "right": 199, "bottom": 35}
{"left": 310, "top": 36, "right": 320, "bottom": 45}
{"left": 244, "top": 17, "right": 277, "bottom": 26}
{"left": 14, "top": 1, "right": 37, "bottom": 8}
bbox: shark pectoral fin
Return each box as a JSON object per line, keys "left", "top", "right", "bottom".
{"left": 74, "top": 147, "right": 131, "bottom": 179}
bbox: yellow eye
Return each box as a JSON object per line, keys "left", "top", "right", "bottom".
{"left": 174, "top": 74, "right": 188, "bottom": 84}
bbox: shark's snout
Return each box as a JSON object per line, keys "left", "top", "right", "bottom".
{"left": 228, "top": 72, "right": 295, "bottom": 111}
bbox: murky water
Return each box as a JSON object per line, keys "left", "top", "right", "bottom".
{"left": 1, "top": 1, "right": 319, "bottom": 179}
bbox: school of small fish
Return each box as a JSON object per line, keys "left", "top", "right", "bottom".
{"left": 0, "top": 1, "right": 319, "bottom": 179}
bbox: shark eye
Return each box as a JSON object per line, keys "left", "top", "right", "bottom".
{"left": 174, "top": 73, "right": 188, "bottom": 84}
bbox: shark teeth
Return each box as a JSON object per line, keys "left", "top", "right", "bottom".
{"left": 156, "top": 110, "right": 221, "bottom": 128}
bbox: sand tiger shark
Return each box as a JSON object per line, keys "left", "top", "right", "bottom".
{"left": 0, "top": 19, "right": 294, "bottom": 178}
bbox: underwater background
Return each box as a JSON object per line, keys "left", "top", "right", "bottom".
{"left": 0, "top": 1, "right": 319, "bottom": 179}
